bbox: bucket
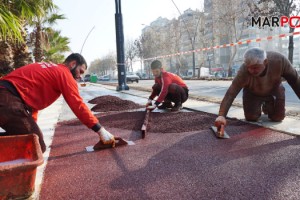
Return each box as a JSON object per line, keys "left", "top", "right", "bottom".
{"left": 0, "top": 134, "right": 44, "bottom": 199}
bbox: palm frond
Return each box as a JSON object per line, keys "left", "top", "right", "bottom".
{"left": 0, "top": 5, "right": 23, "bottom": 41}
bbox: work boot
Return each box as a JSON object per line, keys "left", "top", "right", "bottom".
{"left": 158, "top": 101, "right": 173, "bottom": 109}
{"left": 171, "top": 102, "right": 182, "bottom": 112}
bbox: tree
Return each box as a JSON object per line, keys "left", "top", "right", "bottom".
{"left": 0, "top": 7, "right": 22, "bottom": 41}
{"left": 141, "top": 27, "right": 160, "bottom": 78}
{"left": 43, "top": 29, "right": 70, "bottom": 63}
{"left": 11, "top": 29, "right": 33, "bottom": 69}
{"left": 0, "top": 0, "right": 52, "bottom": 74}
{"left": 134, "top": 36, "right": 144, "bottom": 75}
{"left": 249, "top": 0, "right": 300, "bottom": 63}
{"left": 168, "top": 18, "right": 188, "bottom": 75}
{"left": 212, "top": 0, "right": 252, "bottom": 77}
{"left": 29, "top": 5, "right": 65, "bottom": 62}
{"left": 0, "top": 41, "right": 13, "bottom": 75}
{"left": 125, "top": 38, "right": 138, "bottom": 72}
{"left": 89, "top": 59, "right": 102, "bottom": 74}
{"left": 176, "top": 9, "right": 204, "bottom": 77}
{"left": 89, "top": 53, "right": 117, "bottom": 76}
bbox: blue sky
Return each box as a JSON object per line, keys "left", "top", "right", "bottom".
{"left": 52, "top": 0, "right": 203, "bottom": 65}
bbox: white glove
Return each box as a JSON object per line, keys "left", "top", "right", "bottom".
{"left": 146, "top": 99, "right": 152, "bottom": 107}
{"left": 98, "top": 127, "right": 115, "bottom": 147}
{"left": 146, "top": 104, "right": 157, "bottom": 111}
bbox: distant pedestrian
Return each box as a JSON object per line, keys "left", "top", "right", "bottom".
{"left": 0, "top": 53, "right": 115, "bottom": 153}
{"left": 215, "top": 47, "right": 300, "bottom": 129}
{"left": 146, "top": 60, "right": 189, "bottom": 112}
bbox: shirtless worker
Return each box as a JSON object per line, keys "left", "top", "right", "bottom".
{"left": 0, "top": 53, "right": 115, "bottom": 153}
{"left": 215, "top": 47, "right": 300, "bottom": 129}
{"left": 146, "top": 60, "right": 189, "bottom": 112}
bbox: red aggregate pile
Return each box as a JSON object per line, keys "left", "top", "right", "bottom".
{"left": 88, "top": 95, "right": 143, "bottom": 112}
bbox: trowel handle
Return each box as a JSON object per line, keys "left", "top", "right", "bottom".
{"left": 218, "top": 124, "right": 225, "bottom": 136}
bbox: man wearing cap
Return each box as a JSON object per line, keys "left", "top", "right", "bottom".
{"left": 215, "top": 47, "right": 300, "bottom": 129}
{"left": 146, "top": 60, "right": 189, "bottom": 112}
{"left": 0, "top": 53, "right": 115, "bottom": 153}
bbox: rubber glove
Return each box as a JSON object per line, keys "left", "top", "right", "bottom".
{"left": 98, "top": 127, "right": 115, "bottom": 147}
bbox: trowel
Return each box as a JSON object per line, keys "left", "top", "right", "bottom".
{"left": 85, "top": 137, "right": 135, "bottom": 152}
{"left": 210, "top": 124, "right": 230, "bottom": 139}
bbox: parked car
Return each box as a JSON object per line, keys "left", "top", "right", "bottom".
{"left": 126, "top": 72, "right": 139, "bottom": 83}
{"left": 84, "top": 74, "right": 91, "bottom": 82}
{"left": 99, "top": 75, "right": 110, "bottom": 81}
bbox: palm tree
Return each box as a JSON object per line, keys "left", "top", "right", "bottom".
{"left": 43, "top": 29, "right": 70, "bottom": 63}
{"left": 0, "top": 4, "right": 23, "bottom": 41}
{"left": 29, "top": 10, "right": 65, "bottom": 62}
{"left": 0, "top": 0, "right": 55, "bottom": 73}
{"left": 0, "top": 41, "right": 14, "bottom": 76}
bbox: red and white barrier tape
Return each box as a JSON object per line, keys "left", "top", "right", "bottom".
{"left": 143, "top": 31, "right": 300, "bottom": 61}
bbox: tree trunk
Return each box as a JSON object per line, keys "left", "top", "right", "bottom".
{"left": 198, "top": 63, "right": 203, "bottom": 79}
{"left": 227, "top": 46, "right": 237, "bottom": 77}
{"left": 176, "top": 56, "right": 183, "bottom": 76}
{"left": 130, "top": 60, "right": 133, "bottom": 72}
{"left": 11, "top": 27, "right": 32, "bottom": 68}
{"left": 0, "top": 41, "right": 14, "bottom": 75}
{"left": 33, "top": 22, "right": 43, "bottom": 62}
{"left": 140, "top": 59, "right": 143, "bottom": 75}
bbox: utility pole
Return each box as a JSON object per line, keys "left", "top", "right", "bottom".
{"left": 115, "top": 0, "right": 129, "bottom": 91}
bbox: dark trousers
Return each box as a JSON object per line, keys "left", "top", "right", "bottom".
{"left": 243, "top": 84, "right": 285, "bottom": 122}
{"left": 152, "top": 83, "right": 189, "bottom": 104}
{"left": 0, "top": 89, "right": 46, "bottom": 152}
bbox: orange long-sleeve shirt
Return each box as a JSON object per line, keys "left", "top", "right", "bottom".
{"left": 149, "top": 70, "right": 187, "bottom": 103}
{"left": 1, "top": 62, "right": 100, "bottom": 131}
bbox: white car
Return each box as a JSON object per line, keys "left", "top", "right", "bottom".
{"left": 126, "top": 72, "right": 139, "bottom": 83}
{"left": 99, "top": 75, "right": 110, "bottom": 81}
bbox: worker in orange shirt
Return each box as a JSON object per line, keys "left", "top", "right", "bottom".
{"left": 146, "top": 60, "right": 189, "bottom": 112}
{"left": 0, "top": 53, "right": 115, "bottom": 153}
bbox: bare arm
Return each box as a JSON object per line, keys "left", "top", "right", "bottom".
{"left": 218, "top": 66, "right": 247, "bottom": 117}
{"left": 282, "top": 56, "right": 300, "bottom": 99}
{"left": 218, "top": 84, "right": 243, "bottom": 117}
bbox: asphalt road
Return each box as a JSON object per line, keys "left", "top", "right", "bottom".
{"left": 121, "top": 79, "right": 300, "bottom": 112}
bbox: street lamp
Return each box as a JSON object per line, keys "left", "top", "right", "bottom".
{"left": 80, "top": 26, "right": 95, "bottom": 54}
{"left": 115, "top": 0, "right": 129, "bottom": 91}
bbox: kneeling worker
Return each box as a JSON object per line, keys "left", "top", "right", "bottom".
{"left": 215, "top": 47, "right": 300, "bottom": 129}
{"left": 146, "top": 60, "right": 189, "bottom": 112}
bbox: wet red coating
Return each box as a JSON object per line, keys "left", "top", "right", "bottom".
{"left": 88, "top": 95, "right": 143, "bottom": 112}
{"left": 40, "top": 111, "right": 300, "bottom": 200}
{"left": 61, "top": 111, "right": 252, "bottom": 133}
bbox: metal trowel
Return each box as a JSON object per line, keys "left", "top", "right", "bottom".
{"left": 85, "top": 137, "right": 135, "bottom": 152}
{"left": 210, "top": 124, "right": 230, "bottom": 139}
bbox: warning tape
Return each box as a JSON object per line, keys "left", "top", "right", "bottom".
{"left": 142, "top": 31, "right": 300, "bottom": 61}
